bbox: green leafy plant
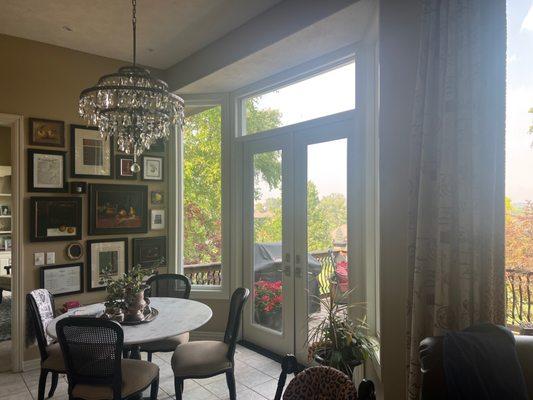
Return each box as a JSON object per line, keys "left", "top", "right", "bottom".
{"left": 307, "top": 285, "right": 375, "bottom": 377}
{"left": 100, "top": 259, "right": 163, "bottom": 310}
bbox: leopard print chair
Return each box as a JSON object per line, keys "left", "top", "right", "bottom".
{"left": 282, "top": 365, "right": 357, "bottom": 400}
{"left": 274, "top": 355, "right": 376, "bottom": 400}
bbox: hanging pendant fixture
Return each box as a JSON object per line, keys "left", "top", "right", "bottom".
{"left": 78, "top": 0, "right": 184, "bottom": 172}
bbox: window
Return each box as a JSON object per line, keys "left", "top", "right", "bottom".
{"left": 243, "top": 61, "right": 356, "bottom": 135}
{"left": 182, "top": 104, "right": 223, "bottom": 288}
{"left": 505, "top": 1, "right": 533, "bottom": 329}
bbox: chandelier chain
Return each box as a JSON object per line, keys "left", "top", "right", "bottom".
{"left": 132, "top": 0, "right": 137, "bottom": 66}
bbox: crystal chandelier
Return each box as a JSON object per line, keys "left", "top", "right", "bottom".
{"left": 78, "top": 0, "right": 184, "bottom": 172}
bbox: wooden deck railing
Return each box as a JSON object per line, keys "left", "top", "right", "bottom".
{"left": 183, "top": 249, "right": 342, "bottom": 292}
{"left": 506, "top": 268, "right": 533, "bottom": 326}
{"left": 184, "top": 262, "right": 222, "bottom": 285}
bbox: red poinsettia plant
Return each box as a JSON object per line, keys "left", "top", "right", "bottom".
{"left": 254, "top": 280, "right": 283, "bottom": 314}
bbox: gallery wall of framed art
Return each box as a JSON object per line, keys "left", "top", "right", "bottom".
{"left": 24, "top": 115, "right": 169, "bottom": 302}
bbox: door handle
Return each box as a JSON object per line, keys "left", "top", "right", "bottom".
{"left": 283, "top": 265, "right": 291, "bottom": 277}
{"left": 295, "top": 254, "right": 302, "bottom": 278}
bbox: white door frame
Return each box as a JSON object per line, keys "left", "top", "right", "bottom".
{"left": 0, "top": 113, "right": 24, "bottom": 372}
{"left": 242, "top": 133, "right": 295, "bottom": 355}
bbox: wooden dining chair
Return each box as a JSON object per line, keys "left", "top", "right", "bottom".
{"left": 57, "top": 316, "right": 160, "bottom": 400}
{"left": 27, "top": 289, "right": 66, "bottom": 400}
{"left": 140, "top": 273, "right": 192, "bottom": 361}
{"left": 171, "top": 287, "right": 250, "bottom": 400}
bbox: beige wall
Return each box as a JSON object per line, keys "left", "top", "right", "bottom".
{"left": 378, "top": 0, "right": 421, "bottom": 398}
{"left": 0, "top": 34, "right": 181, "bottom": 360}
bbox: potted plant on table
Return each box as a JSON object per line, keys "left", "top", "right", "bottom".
{"left": 100, "top": 263, "right": 157, "bottom": 323}
{"left": 307, "top": 285, "right": 375, "bottom": 378}
{"left": 254, "top": 280, "right": 283, "bottom": 330}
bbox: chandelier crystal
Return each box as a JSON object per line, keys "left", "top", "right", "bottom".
{"left": 78, "top": 0, "right": 184, "bottom": 171}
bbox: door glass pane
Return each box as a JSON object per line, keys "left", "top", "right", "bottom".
{"left": 244, "top": 62, "right": 355, "bottom": 135}
{"left": 253, "top": 150, "right": 283, "bottom": 332}
{"left": 306, "top": 139, "right": 348, "bottom": 344}
{"left": 183, "top": 105, "right": 222, "bottom": 286}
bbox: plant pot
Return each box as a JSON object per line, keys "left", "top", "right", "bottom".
{"left": 105, "top": 306, "right": 125, "bottom": 323}
{"left": 313, "top": 348, "right": 362, "bottom": 377}
{"left": 124, "top": 291, "right": 146, "bottom": 322}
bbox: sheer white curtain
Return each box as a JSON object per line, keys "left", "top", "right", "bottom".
{"left": 406, "top": 1, "right": 506, "bottom": 398}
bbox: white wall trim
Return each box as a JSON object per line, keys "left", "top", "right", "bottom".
{"left": 0, "top": 113, "right": 24, "bottom": 373}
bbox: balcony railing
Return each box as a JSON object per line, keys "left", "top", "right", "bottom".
{"left": 183, "top": 250, "right": 341, "bottom": 293}
{"left": 506, "top": 268, "right": 533, "bottom": 327}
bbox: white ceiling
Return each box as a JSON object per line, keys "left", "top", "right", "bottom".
{"left": 0, "top": 0, "right": 282, "bottom": 69}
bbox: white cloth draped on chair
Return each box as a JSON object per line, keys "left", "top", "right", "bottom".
{"left": 406, "top": 1, "right": 506, "bottom": 398}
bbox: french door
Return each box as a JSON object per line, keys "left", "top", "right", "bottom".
{"left": 242, "top": 112, "right": 357, "bottom": 364}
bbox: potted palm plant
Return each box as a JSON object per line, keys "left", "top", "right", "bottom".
{"left": 307, "top": 285, "right": 375, "bottom": 378}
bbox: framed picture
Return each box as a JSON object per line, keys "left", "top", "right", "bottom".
{"left": 40, "top": 263, "right": 83, "bottom": 296}
{"left": 30, "top": 197, "right": 82, "bottom": 242}
{"left": 142, "top": 156, "right": 163, "bottom": 181}
{"left": 149, "top": 139, "right": 165, "bottom": 153}
{"left": 133, "top": 236, "right": 167, "bottom": 269}
{"left": 88, "top": 184, "right": 148, "bottom": 235}
{"left": 151, "top": 191, "right": 164, "bottom": 205}
{"left": 29, "top": 118, "right": 65, "bottom": 147}
{"left": 115, "top": 155, "right": 138, "bottom": 180}
{"left": 28, "top": 149, "right": 67, "bottom": 192}
{"left": 150, "top": 209, "right": 165, "bottom": 230}
{"left": 71, "top": 125, "right": 113, "bottom": 178}
{"left": 87, "top": 238, "right": 128, "bottom": 291}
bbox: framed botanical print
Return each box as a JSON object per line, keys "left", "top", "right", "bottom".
{"left": 133, "top": 236, "right": 167, "bottom": 269}
{"left": 30, "top": 197, "right": 82, "bottom": 242}
{"left": 40, "top": 263, "right": 83, "bottom": 296}
{"left": 115, "top": 155, "right": 138, "bottom": 180}
{"left": 88, "top": 184, "right": 148, "bottom": 235}
{"left": 142, "top": 156, "right": 163, "bottom": 181}
{"left": 71, "top": 125, "right": 113, "bottom": 178}
{"left": 150, "top": 209, "right": 165, "bottom": 230}
{"left": 28, "top": 149, "right": 67, "bottom": 192}
{"left": 29, "top": 118, "right": 65, "bottom": 147}
{"left": 87, "top": 238, "right": 128, "bottom": 291}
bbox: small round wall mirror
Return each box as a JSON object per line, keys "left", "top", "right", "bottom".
{"left": 66, "top": 242, "right": 83, "bottom": 260}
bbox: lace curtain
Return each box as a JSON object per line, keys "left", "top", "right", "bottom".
{"left": 406, "top": 1, "right": 507, "bottom": 398}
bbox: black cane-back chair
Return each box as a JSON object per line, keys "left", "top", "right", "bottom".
{"left": 27, "top": 289, "right": 65, "bottom": 400}
{"left": 57, "top": 317, "right": 159, "bottom": 400}
{"left": 274, "top": 355, "right": 376, "bottom": 400}
{"left": 140, "top": 273, "right": 192, "bottom": 361}
{"left": 171, "top": 287, "right": 250, "bottom": 400}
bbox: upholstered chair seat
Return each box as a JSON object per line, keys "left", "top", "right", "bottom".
{"left": 172, "top": 288, "right": 250, "bottom": 400}
{"left": 71, "top": 359, "right": 159, "bottom": 400}
{"left": 171, "top": 341, "right": 232, "bottom": 377}
{"left": 140, "top": 332, "right": 189, "bottom": 353}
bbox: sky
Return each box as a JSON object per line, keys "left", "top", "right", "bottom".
{"left": 253, "top": 63, "right": 354, "bottom": 200}
{"left": 506, "top": 0, "right": 533, "bottom": 203}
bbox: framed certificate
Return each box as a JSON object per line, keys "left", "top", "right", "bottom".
{"left": 40, "top": 263, "right": 84, "bottom": 296}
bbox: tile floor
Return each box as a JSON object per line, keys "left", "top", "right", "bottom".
{"left": 0, "top": 345, "right": 291, "bottom": 400}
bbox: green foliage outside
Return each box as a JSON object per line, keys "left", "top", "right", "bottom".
{"left": 183, "top": 98, "right": 347, "bottom": 267}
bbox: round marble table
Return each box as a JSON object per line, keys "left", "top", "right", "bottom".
{"left": 46, "top": 297, "right": 212, "bottom": 346}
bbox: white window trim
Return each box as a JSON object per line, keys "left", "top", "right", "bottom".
{"left": 170, "top": 93, "right": 231, "bottom": 300}
{"left": 229, "top": 42, "right": 380, "bottom": 341}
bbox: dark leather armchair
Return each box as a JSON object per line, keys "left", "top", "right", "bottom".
{"left": 420, "top": 334, "right": 533, "bottom": 400}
